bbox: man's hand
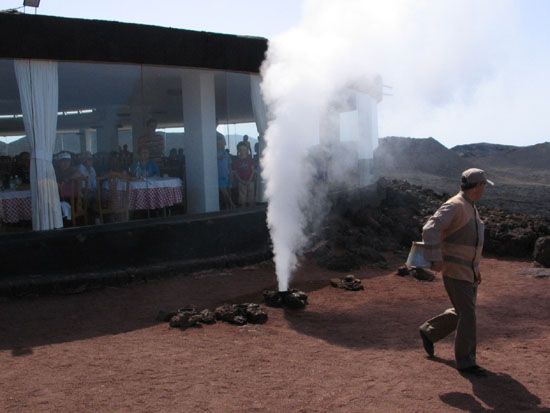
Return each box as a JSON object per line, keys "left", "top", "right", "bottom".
{"left": 475, "top": 272, "right": 482, "bottom": 285}
{"left": 431, "top": 261, "right": 443, "bottom": 272}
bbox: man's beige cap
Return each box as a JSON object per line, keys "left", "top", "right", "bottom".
{"left": 461, "top": 168, "right": 494, "bottom": 186}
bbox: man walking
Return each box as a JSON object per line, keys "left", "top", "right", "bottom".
{"left": 419, "top": 168, "right": 493, "bottom": 377}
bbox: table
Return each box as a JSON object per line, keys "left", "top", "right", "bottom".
{"left": 0, "top": 177, "right": 184, "bottom": 224}
{"left": 118, "top": 177, "right": 184, "bottom": 211}
{"left": 0, "top": 190, "right": 70, "bottom": 224}
{"left": 0, "top": 190, "right": 31, "bottom": 223}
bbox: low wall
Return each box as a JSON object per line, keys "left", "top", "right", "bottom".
{"left": 0, "top": 207, "right": 271, "bottom": 280}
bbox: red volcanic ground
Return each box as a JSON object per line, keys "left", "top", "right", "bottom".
{"left": 1, "top": 257, "right": 549, "bottom": 412}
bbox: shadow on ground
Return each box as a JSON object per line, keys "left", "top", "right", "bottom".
{"left": 432, "top": 357, "right": 548, "bottom": 412}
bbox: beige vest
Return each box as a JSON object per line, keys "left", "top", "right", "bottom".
{"left": 423, "top": 192, "right": 485, "bottom": 282}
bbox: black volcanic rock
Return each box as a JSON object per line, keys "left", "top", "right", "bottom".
{"left": 263, "top": 289, "right": 308, "bottom": 309}
{"left": 330, "top": 274, "right": 364, "bottom": 291}
{"left": 533, "top": 236, "right": 550, "bottom": 267}
{"left": 312, "top": 179, "right": 550, "bottom": 270}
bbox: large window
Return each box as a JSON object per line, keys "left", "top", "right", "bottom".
{"left": 0, "top": 58, "right": 264, "bottom": 232}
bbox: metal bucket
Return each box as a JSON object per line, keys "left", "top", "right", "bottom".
{"left": 406, "top": 241, "right": 431, "bottom": 268}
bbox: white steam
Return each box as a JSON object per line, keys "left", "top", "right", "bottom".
{"left": 260, "top": 0, "right": 515, "bottom": 291}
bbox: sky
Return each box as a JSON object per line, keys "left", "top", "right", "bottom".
{"left": 1, "top": 0, "right": 549, "bottom": 148}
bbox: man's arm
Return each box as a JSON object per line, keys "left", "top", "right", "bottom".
{"left": 422, "top": 202, "right": 457, "bottom": 270}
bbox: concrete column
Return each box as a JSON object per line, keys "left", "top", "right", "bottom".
{"left": 356, "top": 92, "right": 378, "bottom": 160}
{"left": 356, "top": 92, "right": 379, "bottom": 186}
{"left": 130, "top": 104, "right": 149, "bottom": 153}
{"left": 96, "top": 107, "right": 119, "bottom": 152}
{"left": 79, "top": 128, "right": 86, "bottom": 153}
{"left": 319, "top": 108, "right": 340, "bottom": 146}
{"left": 84, "top": 129, "right": 94, "bottom": 152}
{"left": 181, "top": 70, "right": 219, "bottom": 214}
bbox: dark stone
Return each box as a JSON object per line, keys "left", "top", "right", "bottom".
{"left": 169, "top": 310, "right": 200, "bottom": 329}
{"left": 214, "top": 304, "right": 242, "bottom": 324}
{"left": 264, "top": 289, "right": 308, "bottom": 309}
{"left": 243, "top": 303, "right": 268, "bottom": 324}
{"left": 214, "top": 303, "right": 267, "bottom": 325}
{"left": 410, "top": 267, "right": 435, "bottom": 282}
{"left": 330, "top": 274, "right": 363, "bottom": 291}
{"left": 396, "top": 266, "right": 410, "bottom": 276}
{"left": 280, "top": 289, "right": 308, "bottom": 309}
{"left": 199, "top": 309, "right": 216, "bottom": 324}
{"left": 533, "top": 236, "right": 550, "bottom": 267}
{"left": 263, "top": 290, "right": 283, "bottom": 308}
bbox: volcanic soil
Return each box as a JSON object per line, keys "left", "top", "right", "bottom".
{"left": 1, "top": 256, "right": 549, "bottom": 412}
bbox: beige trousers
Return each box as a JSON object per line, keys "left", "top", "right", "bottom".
{"left": 238, "top": 180, "right": 255, "bottom": 206}
{"left": 420, "top": 276, "right": 478, "bottom": 369}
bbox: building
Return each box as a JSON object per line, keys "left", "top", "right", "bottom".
{"left": 0, "top": 12, "right": 268, "bottom": 232}
{"left": 0, "top": 12, "right": 382, "bottom": 286}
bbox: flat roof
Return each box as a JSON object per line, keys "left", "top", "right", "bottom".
{"left": 0, "top": 12, "right": 267, "bottom": 73}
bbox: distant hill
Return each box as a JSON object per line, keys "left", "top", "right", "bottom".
{"left": 483, "top": 142, "right": 550, "bottom": 170}
{"left": 374, "top": 136, "right": 470, "bottom": 177}
{"left": 373, "top": 136, "right": 550, "bottom": 217}
{"left": 451, "top": 142, "right": 517, "bottom": 158}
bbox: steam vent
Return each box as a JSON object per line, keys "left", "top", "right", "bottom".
{"left": 263, "top": 289, "right": 308, "bottom": 309}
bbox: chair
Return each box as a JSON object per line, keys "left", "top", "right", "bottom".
{"left": 97, "top": 175, "right": 131, "bottom": 224}
{"left": 71, "top": 176, "right": 90, "bottom": 226}
{"left": 59, "top": 176, "right": 89, "bottom": 227}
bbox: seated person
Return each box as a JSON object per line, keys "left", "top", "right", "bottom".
{"left": 130, "top": 148, "right": 160, "bottom": 178}
{"left": 168, "top": 148, "right": 178, "bottom": 162}
{"left": 11, "top": 151, "right": 31, "bottom": 185}
{"left": 137, "top": 118, "right": 165, "bottom": 164}
{"left": 177, "top": 148, "right": 185, "bottom": 162}
{"left": 232, "top": 142, "right": 256, "bottom": 207}
{"left": 77, "top": 151, "right": 97, "bottom": 193}
{"left": 54, "top": 152, "right": 83, "bottom": 201}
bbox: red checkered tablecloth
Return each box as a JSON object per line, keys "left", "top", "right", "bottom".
{"left": 0, "top": 190, "right": 32, "bottom": 223}
{"left": 108, "top": 177, "right": 184, "bottom": 211}
{"left": 129, "top": 186, "right": 183, "bottom": 210}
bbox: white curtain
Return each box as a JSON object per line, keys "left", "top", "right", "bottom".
{"left": 250, "top": 74, "right": 269, "bottom": 202}
{"left": 14, "top": 59, "right": 62, "bottom": 231}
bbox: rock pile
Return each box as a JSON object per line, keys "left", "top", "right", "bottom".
{"left": 310, "top": 179, "right": 550, "bottom": 271}
{"left": 263, "top": 289, "right": 308, "bottom": 309}
{"left": 157, "top": 303, "right": 268, "bottom": 329}
{"left": 330, "top": 274, "right": 364, "bottom": 290}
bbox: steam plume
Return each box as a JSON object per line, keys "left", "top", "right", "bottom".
{"left": 260, "top": 0, "right": 514, "bottom": 291}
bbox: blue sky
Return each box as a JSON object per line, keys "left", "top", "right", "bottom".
{"left": 1, "top": 0, "right": 549, "bottom": 148}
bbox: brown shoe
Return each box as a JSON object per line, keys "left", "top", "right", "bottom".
{"left": 419, "top": 330, "right": 434, "bottom": 357}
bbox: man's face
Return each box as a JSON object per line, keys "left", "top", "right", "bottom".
{"left": 58, "top": 159, "right": 71, "bottom": 170}
{"left": 470, "top": 182, "right": 486, "bottom": 201}
{"left": 140, "top": 149, "right": 150, "bottom": 162}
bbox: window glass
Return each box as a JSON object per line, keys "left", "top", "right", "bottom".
{"left": 2, "top": 58, "right": 260, "bottom": 231}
